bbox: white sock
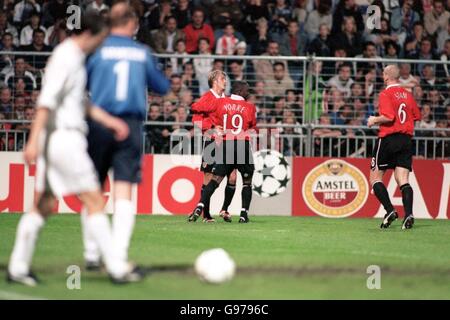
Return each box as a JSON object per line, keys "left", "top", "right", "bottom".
{"left": 80, "top": 207, "right": 100, "bottom": 263}
{"left": 85, "top": 213, "right": 128, "bottom": 278}
{"left": 8, "top": 212, "right": 45, "bottom": 276}
{"left": 113, "top": 199, "right": 136, "bottom": 262}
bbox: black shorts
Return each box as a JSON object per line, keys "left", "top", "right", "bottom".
{"left": 87, "top": 117, "right": 143, "bottom": 185}
{"left": 371, "top": 133, "right": 413, "bottom": 171}
{"left": 200, "top": 139, "right": 216, "bottom": 173}
{"left": 212, "top": 140, "right": 255, "bottom": 180}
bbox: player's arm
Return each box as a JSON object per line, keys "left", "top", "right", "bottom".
{"left": 146, "top": 50, "right": 170, "bottom": 95}
{"left": 411, "top": 98, "right": 422, "bottom": 121}
{"left": 87, "top": 104, "right": 129, "bottom": 141}
{"left": 367, "top": 92, "right": 395, "bottom": 128}
{"left": 24, "top": 107, "right": 49, "bottom": 165}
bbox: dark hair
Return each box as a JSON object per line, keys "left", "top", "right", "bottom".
{"left": 164, "top": 15, "right": 176, "bottom": 24}
{"left": 364, "top": 41, "right": 376, "bottom": 50}
{"left": 339, "top": 63, "right": 352, "bottom": 70}
{"left": 273, "top": 62, "right": 285, "bottom": 70}
{"left": 231, "top": 81, "right": 249, "bottom": 98}
{"left": 32, "top": 29, "right": 45, "bottom": 37}
{"left": 198, "top": 37, "right": 210, "bottom": 45}
{"left": 72, "top": 11, "right": 109, "bottom": 36}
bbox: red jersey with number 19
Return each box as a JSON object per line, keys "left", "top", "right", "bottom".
{"left": 377, "top": 84, "right": 421, "bottom": 138}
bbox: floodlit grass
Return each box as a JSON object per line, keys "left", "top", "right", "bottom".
{"left": 1, "top": 214, "right": 449, "bottom": 299}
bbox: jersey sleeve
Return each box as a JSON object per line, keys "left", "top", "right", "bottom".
{"left": 192, "top": 95, "right": 217, "bottom": 114}
{"left": 378, "top": 91, "right": 396, "bottom": 120}
{"left": 145, "top": 49, "right": 170, "bottom": 95}
{"left": 37, "top": 52, "right": 68, "bottom": 110}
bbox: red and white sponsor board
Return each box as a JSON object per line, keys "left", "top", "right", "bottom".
{"left": 1, "top": 153, "right": 449, "bottom": 219}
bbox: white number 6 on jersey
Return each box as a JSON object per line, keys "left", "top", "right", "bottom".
{"left": 398, "top": 103, "right": 407, "bottom": 124}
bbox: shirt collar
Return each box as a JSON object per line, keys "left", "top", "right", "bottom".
{"left": 210, "top": 89, "right": 224, "bottom": 98}
{"left": 386, "top": 83, "right": 401, "bottom": 89}
{"left": 230, "top": 94, "right": 245, "bottom": 101}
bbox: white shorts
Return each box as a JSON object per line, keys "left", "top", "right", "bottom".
{"left": 35, "top": 129, "right": 100, "bottom": 197}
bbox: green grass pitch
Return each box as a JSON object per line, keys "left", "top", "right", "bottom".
{"left": 0, "top": 214, "right": 450, "bottom": 300}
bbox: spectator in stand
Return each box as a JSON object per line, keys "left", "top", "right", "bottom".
{"left": 368, "top": 18, "right": 399, "bottom": 56}
{"left": 170, "top": 38, "right": 190, "bottom": 75}
{"left": 418, "top": 103, "right": 437, "bottom": 129}
{"left": 271, "top": 95, "right": 287, "bottom": 122}
{"left": 240, "top": 0, "right": 270, "bottom": 42}
{"left": 331, "top": 15, "right": 362, "bottom": 57}
{"left": 183, "top": 8, "right": 215, "bottom": 53}
{"left": 354, "top": 41, "right": 382, "bottom": 78}
{"left": 436, "top": 16, "right": 450, "bottom": 52}
{"left": 144, "top": 0, "right": 172, "bottom": 31}
{"left": 291, "top": 0, "right": 308, "bottom": 29}
{"left": 86, "top": 0, "right": 110, "bottom": 14}
{"left": 265, "top": 62, "right": 295, "bottom": 98}
{"left": 179, "top": 88, "right": 194, "bottom": 107}
{"left": 384, "top": 40, "right": 400, "bottom": 59}
{"left": 45, "top": 17, "right": 69, "bottom": 48}
{"left": 403, "top": 21, "right": 425, "bottom": 58}
{"left": 424, "top": 0, "right": 450, "bottom": 38}
{"left": 0, "top": 10, "right": 19, "bottom": 46}
{"left": 279, "top": 112, "right": 302, "bottom": 156}
{"left": 268, "top": 0, "right": 291, "bottom": 37}
{"left": 228, "top": 59, "right": 255, "bottom": 85}
{"left": 211, "top": 0, "right": 243, "bottom": 30}
{"left": 313, "top": 113, "right": 342, "bottom": 156}
{"left": 331, "top": 0, "right": 364, "bottom": 35}
{"left": 165, "top": 74, "right": 184, "bottom": 104}
{"left": 253, "top": 80, "right": 272, "bottom": 110}
{"left": 304, "top": 0, "right": 333, "bottom": 42}
{"left": 173, "top": 0, "right": 191, "bottom": 29}
{"left": 146, "top": 103, "right": 169, "bottom": 154}
{"left": 437, "top": 39, "right": 450, "bottom": 79}
{"left": 41, "top": 0, "right": 68, "bottom": 27}
{"left": 327, "top": 63, "right": 354, "bottom": 97}
{"left": 0, "top": 32, "right": 16, "bottom": 77}
{"left": 12, "top": 94, "right": 26, "bottom": 120}
{"left": 249, "top": 17, "right": 270, "bottom": 55}
{"left": 434, "top": 118, "right": 450, "bottom": 157}
{"left": 19, "top": 11, "right": 46, "bottom": 46}
{"left": 407, "top": 37, "right": 438, "bottom": 75}
{"left": 20, "top": 29, "right": 52, "bottom": 73}
{"left": 421, "top": 64, "right": 445, "bottom": 92}
{"left": 278, "top": 19, "right": 307, "bottom": 57}
{"left": 153, "top": 15, "right": 185, "bottom": 54}
{"left": 253, "top": 41, "right": 287, "bottom": 83}
{"left": 0, "top": 86, "right": 12, "bottom": 117}
{"left": 308, "top": 23, "right": 332, "bottom": 57}
{"left": 413, "top": 85, "right": 425, "bottom": 105}
{"left": 428, "top": 88, "right": 446, "bottom": 118}
{"left": 193, "top": 37, "right": 214, "bottom": 94}
{"left": 215, "top": 24, "right": 239, "bottom": 55}
{"left": 180, "top": 61, "right": 200, "bottom": 98}
{"left": 391, "top": 0, "right": 420, "bottom": 40}
{"left": 13, "top": 0, "right": 41, "bottom": 27}
{"left": 398, "top": 63, "right": 419, "bottom": 91}
{"left": 4, "top": 58, "right": 36, "bottom": 92}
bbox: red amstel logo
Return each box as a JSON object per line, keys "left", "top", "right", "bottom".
{"left": 302, "top": 159, "right": 368, "bottom": 218}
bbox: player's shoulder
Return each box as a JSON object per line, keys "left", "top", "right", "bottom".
{"left": 50, "top": 39, "right": 82, "bottom": 68}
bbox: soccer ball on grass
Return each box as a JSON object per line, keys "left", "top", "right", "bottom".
{"left": 194, "top": 248, "right": 236, "bottom": 284}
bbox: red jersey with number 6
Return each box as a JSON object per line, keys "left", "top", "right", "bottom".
{"left": 378, "top": 84, "right": 421, "bottom": 138}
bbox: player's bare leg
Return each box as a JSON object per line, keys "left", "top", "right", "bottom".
{"left": 370, "top": 168, "right": 398, "bottom": 228}
{"left": 7, "top": 192, "right": 54, "bottom": 286}
{"left": 394, "top": 167, "right": 414, "bottom": 230}
{"left": 219, "top": 169, "right": 237, "bottom": 223}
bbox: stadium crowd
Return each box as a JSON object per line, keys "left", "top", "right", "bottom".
{"left": 0, "top": 0, "right": 449, "bottom": 157}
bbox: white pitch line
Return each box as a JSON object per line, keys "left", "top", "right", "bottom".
{"left": 0, "top": 290, "right": 47, "bottom": 300}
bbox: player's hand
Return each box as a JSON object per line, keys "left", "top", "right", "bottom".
{"left": 24, "top": 141, "right": 38, "bottom": 165}
{"left": 367, "top": 116, "right": 377, "bottom": 128}
{"left": 109, "top": 117, "right": 129, "bottom": 141}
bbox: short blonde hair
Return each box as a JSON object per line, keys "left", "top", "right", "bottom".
{"left": 208, "top": 70, "right": 226, "bottom": 88}
{"left": 384, "top": 65, "right": 400, "bottom": 80}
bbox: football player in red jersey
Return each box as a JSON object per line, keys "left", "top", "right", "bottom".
{"left": 188, "top": 70, "right": 238, "bottom": 222}
{"left": 191, "top": 81, "right": 257, "bottom": 223}
{"left": 367, "top": 65, "right": 422, "bottom": 230}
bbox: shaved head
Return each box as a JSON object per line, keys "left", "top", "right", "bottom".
{"left": 383, "top": 65, "right": 400, "bottom": 81}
